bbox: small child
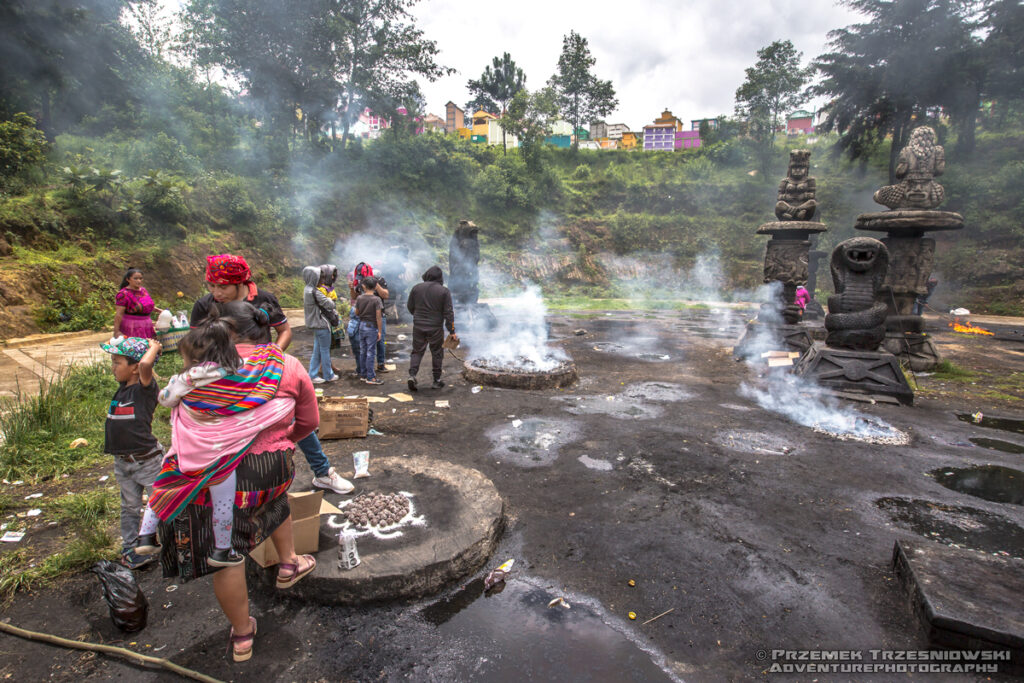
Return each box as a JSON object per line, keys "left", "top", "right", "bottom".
{"left": 101, "top": 336, "right": 163, "bottom": 570}
{"left": 135, "top": 317, "right": 248, "bottom": 568}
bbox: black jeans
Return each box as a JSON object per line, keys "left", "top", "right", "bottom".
{"left": 409, "top": 327, "right": 445, "bottom": 380}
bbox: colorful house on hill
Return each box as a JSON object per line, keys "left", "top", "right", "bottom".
{"left": 691, "top": 118, "right": 719, "bottom": 132}
{"left": 787, "top": 110, "right": 815, "bottom": 135}
{"left": 422, "top": 113, "right": 445, "bottom": 133}
{"left": 590, "top": 122, "right": 608, "bottom": 140}
{"left": 643, "top": 123, "right": 676, "bottom": 150}
{"left": 470, "top": 110, "right": 497, "bottom": 143}
{"left": 545, "top": 119, "right": 574, "bottom": 148}
{"left": 445, "top": 101, "right": 465, "bottom": 133}
{"left": 654, "top": 109, "right": 684, "bottom": 131}
{"left": 606, "top": 123, "right": 630, "bottom": 140}
{"left": 619, "top": 131, "right": 638, "bottom": 149}
{"left": 676, "top": 130, "right": 701, "bottom": 150}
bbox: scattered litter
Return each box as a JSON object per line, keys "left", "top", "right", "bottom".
{"left": 69, "top": 438, "right": 89, "bottom": 449}
{"left": 471, "top": 386, "right": 482, "bottom": 394}
{"left": 484, "top": 559, "right": 515, "bottom": 590}
{"left": 24, "top": 493, "right": 43, "bottom": 500}
{"left": 26, "top": 509, "right": 41, "bottom": 517}
{"left": 397, "top": 334, "right": 407, "bottom": 341}
{"left": 165, "top": 585, "right": 178, "bottom": 592}
{"left": 392, "top": 408, "right": 396, "bottom": 413}
{"left": 353, "top": 451, "right": 370, "bottom": 479}
{"left": 574, "top": 329, "right": 587, "bottom": 336}
{"left": 506, "top": 415, "right": 515, "bottom": 419}
{"left": 384, "top": 364, "right": 397, "bottom": 371}
{"left": 365, "top": 396, "right": 390, "bottom": 404}
{"left": 950, "top": 307, "right": 970, "bottom": 316}
{"left": 409, "top": 409, "right": 418, "bottom": 413}
{"left": 628, "top": 611, "right": 637, "bottom": 620}
{"left": 628, "top": 579, "right": 636, "bottom": 587}
{"left": 972, "top": 411, "right": 983, "bottom": 423}
{"left": 511, "top": 419, "right": 523, "bottom": 428}
{"left": 99, "top": 476, "right": 109, "bottom": 482}
{"left": 1, "top": 531, "right": 24, "bottom": 543}
{"left": 548, "top": 597, "right": 571, "bottom": 609}
{"left": 91, "top": 560, "right": 148, "bottom": 632}
{"left": 367, "top": 428, "right": 384, "bottom": 436}
{"left": 388, "top": 393, "right": 414, "bottom": 402}
{"left": 435, "top": 400, "right": 449, "bottom": 409}
{"left": 11, "top": 480, "right": 23, "bottom": 486}
{"left": 0, "top": 524, "right": 6, "bottom": 531}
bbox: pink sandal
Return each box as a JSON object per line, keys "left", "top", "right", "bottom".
{"left": 228, "top": 616, "right": 257, "bottom": 662}
{"left": 276, "top": 554, "right": 316, "bottom": 589}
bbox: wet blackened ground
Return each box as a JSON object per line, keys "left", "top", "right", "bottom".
{"left": 2, "top": 308, "right": 1024, "bottom": 681}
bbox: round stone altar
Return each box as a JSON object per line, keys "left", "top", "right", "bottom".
{"left": 463, "top": 358, "right": 578, "bottom": 390}
{"left": 252, "top": 456, "right": 504, "bottom": 605}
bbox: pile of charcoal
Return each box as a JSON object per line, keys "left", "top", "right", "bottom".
{"left": 343, "top": 492, "right": 410, "bottom": 528}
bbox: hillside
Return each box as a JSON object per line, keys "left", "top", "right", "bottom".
{"left": 1, "top": 122, "right": 1022, "bottom": 340}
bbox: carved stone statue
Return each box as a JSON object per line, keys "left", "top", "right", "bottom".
{"left": 873, "top": 127, "right": 946, "bottom": 210}
{"left": 775, "top": 150, "right": 818, "bottom": 221}
{"left": 825, "top": 237, "right": 890, "bottom": 350}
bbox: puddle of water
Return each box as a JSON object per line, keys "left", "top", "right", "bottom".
{"left": 485, "top": 418, "right": 581, "bottom": 467}
{"left": 876, "top": 497, "right": 1024, "bottom": 558}
{"left": 956, "top": 412, "right": 1024, "bottom": 434}
{"left": 968, "top": 437, "right": 1024, "bottom": 455}
{"left": 578, "top": 454, "right": 613, "bottom": 471}
{"left": 929, "top": 465, "right": 1024, "bottom": 505}
{"left": 420, "top": 577, "right": 675, "bottom": 682}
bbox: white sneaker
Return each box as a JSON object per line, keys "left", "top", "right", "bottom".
{"left": 312, "top": 377, "right": 327, "bottom": 384}
{"left": 325, "top": 375, "right": 339, "bottom": 382}
{"left": 312, "top": 467, "right": 354, "bottom": 494}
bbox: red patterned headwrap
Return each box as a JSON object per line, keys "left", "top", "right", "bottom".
{"left": 205, "top": 254, "right": 258, "bottom": 299}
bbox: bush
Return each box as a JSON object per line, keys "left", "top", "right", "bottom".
{"left": 0, "top": 114, "right": 48, "bottom": 192}
{"left": 38, "top": 273, "right": 118, "bottom": 332}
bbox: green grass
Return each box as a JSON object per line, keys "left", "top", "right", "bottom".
{"left": 47, "top": 488, "right": 119, "bottom": 528}
{"left": 930, "top": 360, "right": 978, "bottom": 382}
{"left": 0, "top": 494, "right": 13, "bottom": 514}
{"left": 0, "top": 528, "right": 118, "bottom": 597}
{"left": 0, "top": 351, "right": 182, "bottom": 481}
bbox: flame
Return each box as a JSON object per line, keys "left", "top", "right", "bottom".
{"left": 948, "top": 318, "right": 994, "bottom": 336}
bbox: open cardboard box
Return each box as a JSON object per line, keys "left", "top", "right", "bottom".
{"left": 248, "top": 490, "right": 343, "bottom": 567}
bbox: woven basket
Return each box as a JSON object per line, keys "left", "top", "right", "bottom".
{"left": 157, "top": 327, "right": 189, "bottom": 352}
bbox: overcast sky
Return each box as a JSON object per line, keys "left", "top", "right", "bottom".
{"left": 409, "top": 0, "right": 864, "bottom": 128}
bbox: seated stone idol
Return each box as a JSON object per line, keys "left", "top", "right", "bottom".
{"left": 825, "top": 237, "right": 890, "bottom": 350}
{"left": 775, "top": 150, "right": 818, "bottom": 221}
{"left": 873, "top": 126, "right": 946, "bottom": 210}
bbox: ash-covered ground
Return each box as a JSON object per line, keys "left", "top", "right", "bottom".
{"left": 3, "top": 308, "right": 1024, "bottom": 682}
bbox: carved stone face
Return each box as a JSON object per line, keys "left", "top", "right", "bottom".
{"left": 789, "top": 164, "right": 808, "bottom": 181}
{"left": 904, "top": 176, "right": 931, "bottom": 207}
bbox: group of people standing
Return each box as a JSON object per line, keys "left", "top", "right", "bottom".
{"left": 104, "top": 252, "right": 458, "bottom": 662}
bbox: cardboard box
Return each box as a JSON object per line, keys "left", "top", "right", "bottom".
{"left": 248, "top": 490, "right": 343, "bottom": 567}
{"left": 318, "top": 396, "right": 369, "bottom": 439}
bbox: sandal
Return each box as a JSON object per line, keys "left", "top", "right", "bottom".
{"left": 228, "top": 616, "right": 257, "bottom": 662}
{"left": 276, "top": 554, "right": 316, "bottom": 589}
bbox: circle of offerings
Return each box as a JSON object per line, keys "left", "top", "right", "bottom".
{"left": 261, "top": 456, "right": 504, "bottom": 604}
{"left": 462, "top": 358, "right": 578, "bottom": 390}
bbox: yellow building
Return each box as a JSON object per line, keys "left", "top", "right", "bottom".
{"left": 654, "top": 109, "right": 684, "bottom": 132}
{"left": 619, "top": 131, "right": 638, "bottom": 149}
{"left": 472, "top": 110, "right": 497, "bottom": 137}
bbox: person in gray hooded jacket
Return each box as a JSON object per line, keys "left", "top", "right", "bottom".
{"left": 303, "top": 265, "right": 338, "bottom": 383}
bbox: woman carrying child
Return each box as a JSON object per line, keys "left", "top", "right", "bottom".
{"left": 151, "top": 301, "right": 320, "bottom": 662}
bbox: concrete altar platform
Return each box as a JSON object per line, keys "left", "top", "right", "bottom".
{"left": 249, "top": 455, "right": 504, "bottom": 604}
{"left": 892, "top": 539, "right": 1024, "bottom": 675}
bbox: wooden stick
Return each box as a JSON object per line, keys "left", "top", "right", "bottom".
{"left": 0, "top": 621, "right": 223, "bottom": 683}
{"left": 641, "top": 608, "right": 674, "bottom": 625}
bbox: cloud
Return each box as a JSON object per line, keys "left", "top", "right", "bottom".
{"left": 410, "top": 0, "right": 863, "bottom": 128}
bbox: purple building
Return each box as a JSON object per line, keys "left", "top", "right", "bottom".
{"left": 642, "top": 123, "right": 676, "bottom": 151}
{"left": 676, "top": 130, "right": 701, "bottom": 150}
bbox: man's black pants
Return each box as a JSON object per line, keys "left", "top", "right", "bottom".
{"left": 409, "top": 327, "right": 445, "bottom": 380}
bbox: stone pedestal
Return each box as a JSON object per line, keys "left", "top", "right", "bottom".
{"left": 733, "top": 320, "right": 814, "bottom": 359}
{"left": 757, "top": 221, "right": 828, "bottom": 324}
{"left": 882, "top": 331, "right": 940, "bottom": 372}
{"left": 793, "top": 344, "right": 914, "bottom": 405}
{"left": 855, "top": 210, "right": 963, "bottom": 369}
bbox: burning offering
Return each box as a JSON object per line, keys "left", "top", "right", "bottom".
{"left": 465, "top": 357, "right": 578, "bottom": 389}
{"left": 948, "top": 318, "right": 993, "bottom": 336}
{"left": 342, "top": 492, "right": 411, "bottom": 529}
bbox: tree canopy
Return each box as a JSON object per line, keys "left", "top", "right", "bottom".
{"left": 734, "top": 40, "right": 810, "bottom": 149}
{"left": 467, "top": 52, "right": 526, "bottom": 152}
{"left": 548, "top": 31, "right": 617, "bottom": 149}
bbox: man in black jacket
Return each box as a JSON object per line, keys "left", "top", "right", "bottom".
{"left": 406, "top": 265, "right": 456, "bottom": 391}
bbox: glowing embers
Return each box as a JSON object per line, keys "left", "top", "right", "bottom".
{"left": 948, "top": 318, "right": 993, "bottom": 336}
{"left": 464, "top": 357, "right": 578, "bottom": 390}
{"left": 810, "top": 414, "right": 909, "bottom": 445}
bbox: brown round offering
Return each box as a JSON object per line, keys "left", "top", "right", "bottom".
{"left": 463, "top": 357, "right": 578, "bottom": 390}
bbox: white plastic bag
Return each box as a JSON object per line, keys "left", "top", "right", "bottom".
{"left": 353, "top": 450, "right": 370, "bottom": 479}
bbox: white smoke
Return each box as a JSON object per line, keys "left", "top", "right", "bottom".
{"left": 465, "top": 286, "right": 568, "bottom": 371}
{"left": 602, "top": 248, "right": 727, "bottom": 303}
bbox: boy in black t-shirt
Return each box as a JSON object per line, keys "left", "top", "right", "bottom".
{"left": 100, "top": 336, "right": 163, "bottom": 570}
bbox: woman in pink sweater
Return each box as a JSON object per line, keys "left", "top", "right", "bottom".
{"left": 158, "top": 300, "right": 319, "bottom": 662}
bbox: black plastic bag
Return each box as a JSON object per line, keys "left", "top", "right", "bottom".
{"left": 90, "top": 560, "right": 148, "bottom": 632}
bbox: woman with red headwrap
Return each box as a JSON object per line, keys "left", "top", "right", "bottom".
{"left": 190, "top": 254, "right": 293, "bottom": 350}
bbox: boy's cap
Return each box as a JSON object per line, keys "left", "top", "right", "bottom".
{"left": 100, "top": 336, "right": 150, "bottom": 362}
